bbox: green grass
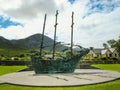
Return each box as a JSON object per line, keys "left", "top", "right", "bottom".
{"left": 0, "top": 66, "right": 27, "bottom": 75}
{"left": 92, "top": 64, "right": 120, "bottom": 72}
{"left": 0, "top": 64, "right": 120, "bottom": 90}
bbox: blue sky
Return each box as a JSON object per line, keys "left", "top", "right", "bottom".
{"left": 0, "top": 15, "right": 23, "bottom": 28}
{"left": 0, "top": 0, "right": 74, "bottom": 29}
{"left": 83, "top": 0, "right": 120, "bottom": 18}
{"left": 0, "top": 0, "right": 120, "bottom": 48}
{"left": 0, "top": 0, "right": 120, "bottom": 29}
{"left": 0, "top": 0, "right": 75, "bottom": 29}
{"left": 69, "top": 0, "right": 75, "bottom": 4}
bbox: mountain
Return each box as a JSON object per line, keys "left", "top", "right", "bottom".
{"left": 11, "top": 34, "right": 54, "bottom": 49}
{"left": 0, "top": 34, "right": 66, "bottom": 51}
{"left": 0, "top": 36, "right": 13, "bottom": 48}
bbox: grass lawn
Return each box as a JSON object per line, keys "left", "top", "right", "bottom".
{"left": 92, "top": 64, "right": 120, "bottom": 72}
{"left": 0, "top": 66, "right": 27, "bottom": 76}
{"left": 0, "top": 64, "right": 120, "bottom": 90}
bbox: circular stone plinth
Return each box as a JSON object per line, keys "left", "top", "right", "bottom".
{"left": 0, "top": 81, "right": 4, "bottom": 84}
{"left": 0, "top": 69, "right": 120, "bottom": 86}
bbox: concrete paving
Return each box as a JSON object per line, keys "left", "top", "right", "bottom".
{"left": 0, "top": 69, "right": 120, "bottom": 86}
{"left": 0, "top": 80, "right": 4, "bottom": 84}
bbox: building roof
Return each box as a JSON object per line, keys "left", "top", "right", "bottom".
{"left": 109, "top": 48, "right": 116, "bottom": 52}
{"left": 89, "top": 47, "right": 118, "bottom": 55}
{"left": 101, "top": 49, "right": 108, "bottom": 54}
{"left": 93, "top": 48, "right": 103, "bottom": 54}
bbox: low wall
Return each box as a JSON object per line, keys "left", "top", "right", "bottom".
{"left": 0, "top": 59, "right": 120, "bottom": 66}
{"left": 80, "top": 60, "right": 120, "bottom": 64}
{"left": 0, "top": 60, "right": 31, "bottom": 66}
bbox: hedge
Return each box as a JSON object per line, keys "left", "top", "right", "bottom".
{"left": 0, "top": 60, "right": 31, "bottom": 66}
{"left": 0, "top": 59, "right": 120, "bottom": 66}
{"left": 80, "top": 60, "right": 120, "bottom": 64}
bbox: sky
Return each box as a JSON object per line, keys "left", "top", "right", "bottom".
{"left": 0, "top": 0, "right": 120, "bottom": 48}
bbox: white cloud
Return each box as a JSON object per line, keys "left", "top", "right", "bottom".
{"left": 0, "top": 0, "right": 22, "bottom": 11}
{"left": 78, "top": 7, "right": 120, "bottom": 47}
{"left": 0, "top": 0, "right": 120, "bottom": 48}
{"left": 0, "top": 0, "right": 61, "bottom": 19}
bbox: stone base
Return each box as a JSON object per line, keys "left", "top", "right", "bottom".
{"left": 0, "top": 69, "right": 120, "bottom": 86}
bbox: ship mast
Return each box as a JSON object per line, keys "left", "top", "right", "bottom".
{"left": 71, "top": 12, "right": 74, "bottom": 58}
{"left": 40, "top": 14, "right": 47, "bottom": 58}
{"left": 53, "top": 10, "right": 58, "bottom": 59}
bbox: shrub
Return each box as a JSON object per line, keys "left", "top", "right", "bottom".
{"left": 1, "top": 57, "right": 11, "bottom": 60}
{"left": 93, "top": 57, "right": 100, "bottom": 60}
{"left": 19, "top": 54, "right": 25, "bottom": 58}
{"left": 14, "top": 57, "right": 19, "bottom": 60}
{"left": 101, "top": 57, "right": 108, "bottom": 60}
{"left": 110, "top": 57, "right": 118, "bottom": 60}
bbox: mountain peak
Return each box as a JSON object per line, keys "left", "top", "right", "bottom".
{"left": 0, "top": 34, "right": 66, "bottom": 51}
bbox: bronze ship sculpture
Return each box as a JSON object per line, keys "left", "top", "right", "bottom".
{"left": 31, "top": 10, "right": 89, "bottom": 74}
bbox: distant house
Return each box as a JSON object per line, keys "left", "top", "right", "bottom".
{"left": 110, "top": 48, "right": 120, "bottom": 58}
{"left": 85, "top": 47, "right": 120, "bottom": 60}
{"left": 85, "top": 47, "right": 103, "bottom": 60}
{"left": 101, "top": 49, "right": 112, "bottom": 57}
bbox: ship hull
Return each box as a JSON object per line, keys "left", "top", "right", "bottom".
{"left": 31, "top": 55, "right": 82, "bottom": 74}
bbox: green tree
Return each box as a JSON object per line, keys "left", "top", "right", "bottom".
{"left": 107, "top": 36, "right": 120, "bottom": 54}
{"left": 107, "top": 39, "right": 116, "bottom": 48}
{"left": 103, "top": 43, "right": 109, "bottom": 49}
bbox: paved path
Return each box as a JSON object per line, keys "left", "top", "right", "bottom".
{"left": 0, "top": 69, "right": 120, "bottom": 86}
{"left": 0, "top": 81, "right": 4, "bottom": 84}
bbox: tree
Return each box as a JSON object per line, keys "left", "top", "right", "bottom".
{"left": 103, "top": 43, "right": 109, "bottom": 49}
{"left": 107, "top": 36, "right": 120, "bottom": 54}
{"left": 115, "top": 38, "right": 120, "bottom": 54}
{"left": 107, "top": 39, "right": 116, "bottom": 48}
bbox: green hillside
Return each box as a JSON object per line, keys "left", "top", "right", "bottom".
{"left": 0, "top": 48, "right": 31, "bottom": 61}
{"left": 0, "top": 34, "right": 67, "bottom": 61}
